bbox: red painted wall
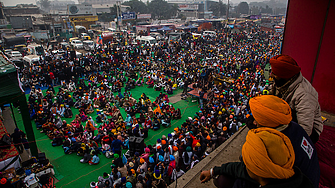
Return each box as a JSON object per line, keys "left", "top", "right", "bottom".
{"left": 282, "top": 0, "right": 335, "bottom": 113}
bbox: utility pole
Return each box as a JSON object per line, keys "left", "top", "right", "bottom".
{"left": 50, "top": 14, "right": 55, "bottom": 38}
{"left": 226, "top": 0, "right": 229, "bottom": 20}
{"left": 116, "top": 1, "right": 122, "bottom": 31}
{"left": 219, "top": 0, "right": 221, "bottom": 18}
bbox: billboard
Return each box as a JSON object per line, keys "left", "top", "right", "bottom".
{"left": 67, "top": 4, "right": 92, "bottom": 16}
{"left": 69, "top": 16, "right": 98, "bottom": 22}
{"left": 178, "top": 4, "right": 199, "bottom": 10}
{"left": 137, "top": 14, "right": 151, "bottom": 19}
{"left": 122, "top": 12, "right": 136, "bottom": 20}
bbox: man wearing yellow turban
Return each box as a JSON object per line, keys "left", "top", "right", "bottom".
{"left": 200, "top": 127, "right": 314, "bottom": 188}
{"left": 247, "top": 95, "right": 320, "bottom": 188}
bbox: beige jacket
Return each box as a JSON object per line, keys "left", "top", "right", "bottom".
{"left": 272, "top": 73, "right": 323, "bottom": 136}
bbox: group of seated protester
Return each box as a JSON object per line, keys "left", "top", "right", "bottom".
{"left": 144, "top": 71, "right": 184, "bottom": 94}
{"left": 90, "top": 97, "right": 244, "bottom": 187}
{"left": 27, "top": 76, "right": 186, "bottom": 160}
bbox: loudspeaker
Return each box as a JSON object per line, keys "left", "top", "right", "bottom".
{"left": 129, "top": 136, "right": 136, "bottom": 152}
{"left": 135, "top": 137, "right": 144, "bottom": 155}
{"left": 70, "top": 50, "right": 75, "bottom": 60}
{"left": 38, "top": 152, "right": 46, "bottom": 161}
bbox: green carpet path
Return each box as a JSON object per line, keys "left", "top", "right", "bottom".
{"left": 13, "top": 83, "right": 200, "bottom": 188}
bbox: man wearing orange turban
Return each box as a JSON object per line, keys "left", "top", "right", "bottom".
{"left": 200, "top": 127, "right": 314, "bottom": 188}
{"left": 247, "top": 95, "right": 320, "bottom": 188}
{"left": 269, "top": 54, "right": 322, "bottom": 144}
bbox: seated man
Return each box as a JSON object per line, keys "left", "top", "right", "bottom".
{"left": 200, "top": 127, "right": 313, "bottom": 188}
{"left": 89, "top": 151, "right": 100, "bottom": 165}
{"left": 153, "top": 118, "right": 161, "bottom": 130}
{"left": 247, "top": 95, "right": 320, "bottom": 188}
{"left": 161, "top": 115, "right": 171, "bottom": 128}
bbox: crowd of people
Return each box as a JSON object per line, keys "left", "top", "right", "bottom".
{"left": 15, "top": 22, "right": 292, "bottom": 188}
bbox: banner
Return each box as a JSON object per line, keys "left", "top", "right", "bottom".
{"left": 67, "top": 4, "right": 92, "bottom": 16}
{"left": 137, "top": 14, "right": 151, "bottom": 19}
{"left": 122, "top": 12, "right": 136, "bottom": 20}
{"left": 178, "top": 4, "right": 198, "bottom": 10}
{"left": 69, "top": 16, "right": 98, "bottom": 22}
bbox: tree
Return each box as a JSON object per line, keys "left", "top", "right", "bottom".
{"left": 209, "top": 1, "right": 227, "bottom": 17}
{"left": 237, "top": 2, "right": 249, "bottom": 14}
{"left": 148, "top": 0, "right": 177, "bottom": 19}
{"left": 98, "top": 12, "right": 115, "bottom": 22}
{"left": 122, "top": 0, "right": 148, "bottom": 14}
{"left": 39, "top": 0, "right": 50, "bottom": 10}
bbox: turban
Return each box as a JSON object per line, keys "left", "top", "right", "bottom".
{"left": 249, "top": 95, "right": 292, "bottom": 127}
{"left": 223, "top": 126, "right": 227, "bottom": 131}
{"left": 186, "top": 146, "right": 192, "bottom": 152}
{"left": 129, "top": 162, "right": 134, "bottom": 167}
{"left": 157, "top": 146, "right": 161, "bottom": 150}
{"left": 149, "top": 157, "right": 155, "bottom": 163}
{"left": 0, "top": 178, "right": 7, "bottom": 184}
{"left": 126, "top": 182, "right": 132, "bottom": 188}
{"left": 25, "top": 170, "right": 32, "bottom": 176}
{"left": 170, "top": 155, "right": 175, "bottom": 161}
{"left": 145, "top": 147, "right": 150, "bottom": 153}
{"left": 242, "top": 128, "right": 295, "bottom": 179}
{"left": 161, "top": 140, "right": 166, "bottom": 145}
{"left": 131, "top": 169, "right": 135, "bottom": 174}
{"left": 154, "top": 169, "right": 161, "bottom": 179}
{"left": 140, "top": 158, "right": 145, "bottom": 164}
{"left": 114, "top": 153, "right": 119, "bottom": 159}
{"left": 270, "top": 55, "right": 301, "bottom": 79}
{"left": 173, "top": 146, "right": 178, "bottom": 151}
{"left": 159, "top": 155, "right": 164, "bottom": 162}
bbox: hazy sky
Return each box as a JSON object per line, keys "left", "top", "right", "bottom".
{"left": 2, "top": 0, "right": 78, "bottom": 6}
{"left": 2, "top": 0, "right": 285, "bottom": 7}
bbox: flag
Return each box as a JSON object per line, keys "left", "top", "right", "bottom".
{"left": 122, "top": 154, "right": 127, "bottom": 165}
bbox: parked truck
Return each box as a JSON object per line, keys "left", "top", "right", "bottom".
{"left": 3, "top": 36, "right": 26, "bottom": 49}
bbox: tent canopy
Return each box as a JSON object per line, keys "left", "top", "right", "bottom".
{"left": 187, "top": 24, "right": 198, "bottom": 29}
{"left": 0, "top": 54, "right": 23, "bottom": 98}
{"left": 0, "top": 52, "right": 38, "bottom": 157}
{"left": 158, "top": 26, "right": 172, "bottom": 31}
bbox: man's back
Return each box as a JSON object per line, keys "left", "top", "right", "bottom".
{"left": 281, "top": 121, "right": 320, "bottom": 188}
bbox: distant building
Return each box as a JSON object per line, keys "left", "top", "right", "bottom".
{"left": 50, "top": 0, "right": 76, "bottom": 11}
{"left": 78, "top": 0, "right": 120, "bottom": 5}
{"left": 92, "top": 4, "right": 129, "bottom": 16}
{"left": 3, "top": 4, "right": 40, "bottom": 16}
{"left": 9, "top": 16, "right": 34, "bottom": 30}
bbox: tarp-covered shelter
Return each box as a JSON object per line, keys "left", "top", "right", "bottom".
{"left": 0, "top": 52, "right": 38, "bottom": 157}
{"left": 158, "top": 26, "right": 172, "bottom": 31}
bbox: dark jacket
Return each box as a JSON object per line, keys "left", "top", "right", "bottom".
{"left": 281, "top": 121, "right": 320, "bottom": 188}
{"left": 213, "top": 162, "right": 313, "bottom": 188}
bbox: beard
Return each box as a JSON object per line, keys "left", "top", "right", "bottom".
{"left": 274, "top": 77, "right": 288, "bottom": 87}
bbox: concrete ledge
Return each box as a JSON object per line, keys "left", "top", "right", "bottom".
{"left": 169, "top": 126, "right": 248, "bottom": 188}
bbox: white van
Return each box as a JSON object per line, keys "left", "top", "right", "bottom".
{"left": 83, "top": 40, "right": 95, "bottom": 51}
{"left": 202, "top": 31, "right": 217, "bottom": 37}
{"left": 27, "top": 44, "right": 44, "bottom": 56}
{"left": 136, "top": 36, "right": 157, "bottom": 46}
{"left": 76, "top": 51, "right": 82, "bottom": 58}
{"left": 108, "top": 28, "right": 116, "bottom": 32}
{"left": 23, "top": 55, "right": 41, "bottom": 66}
